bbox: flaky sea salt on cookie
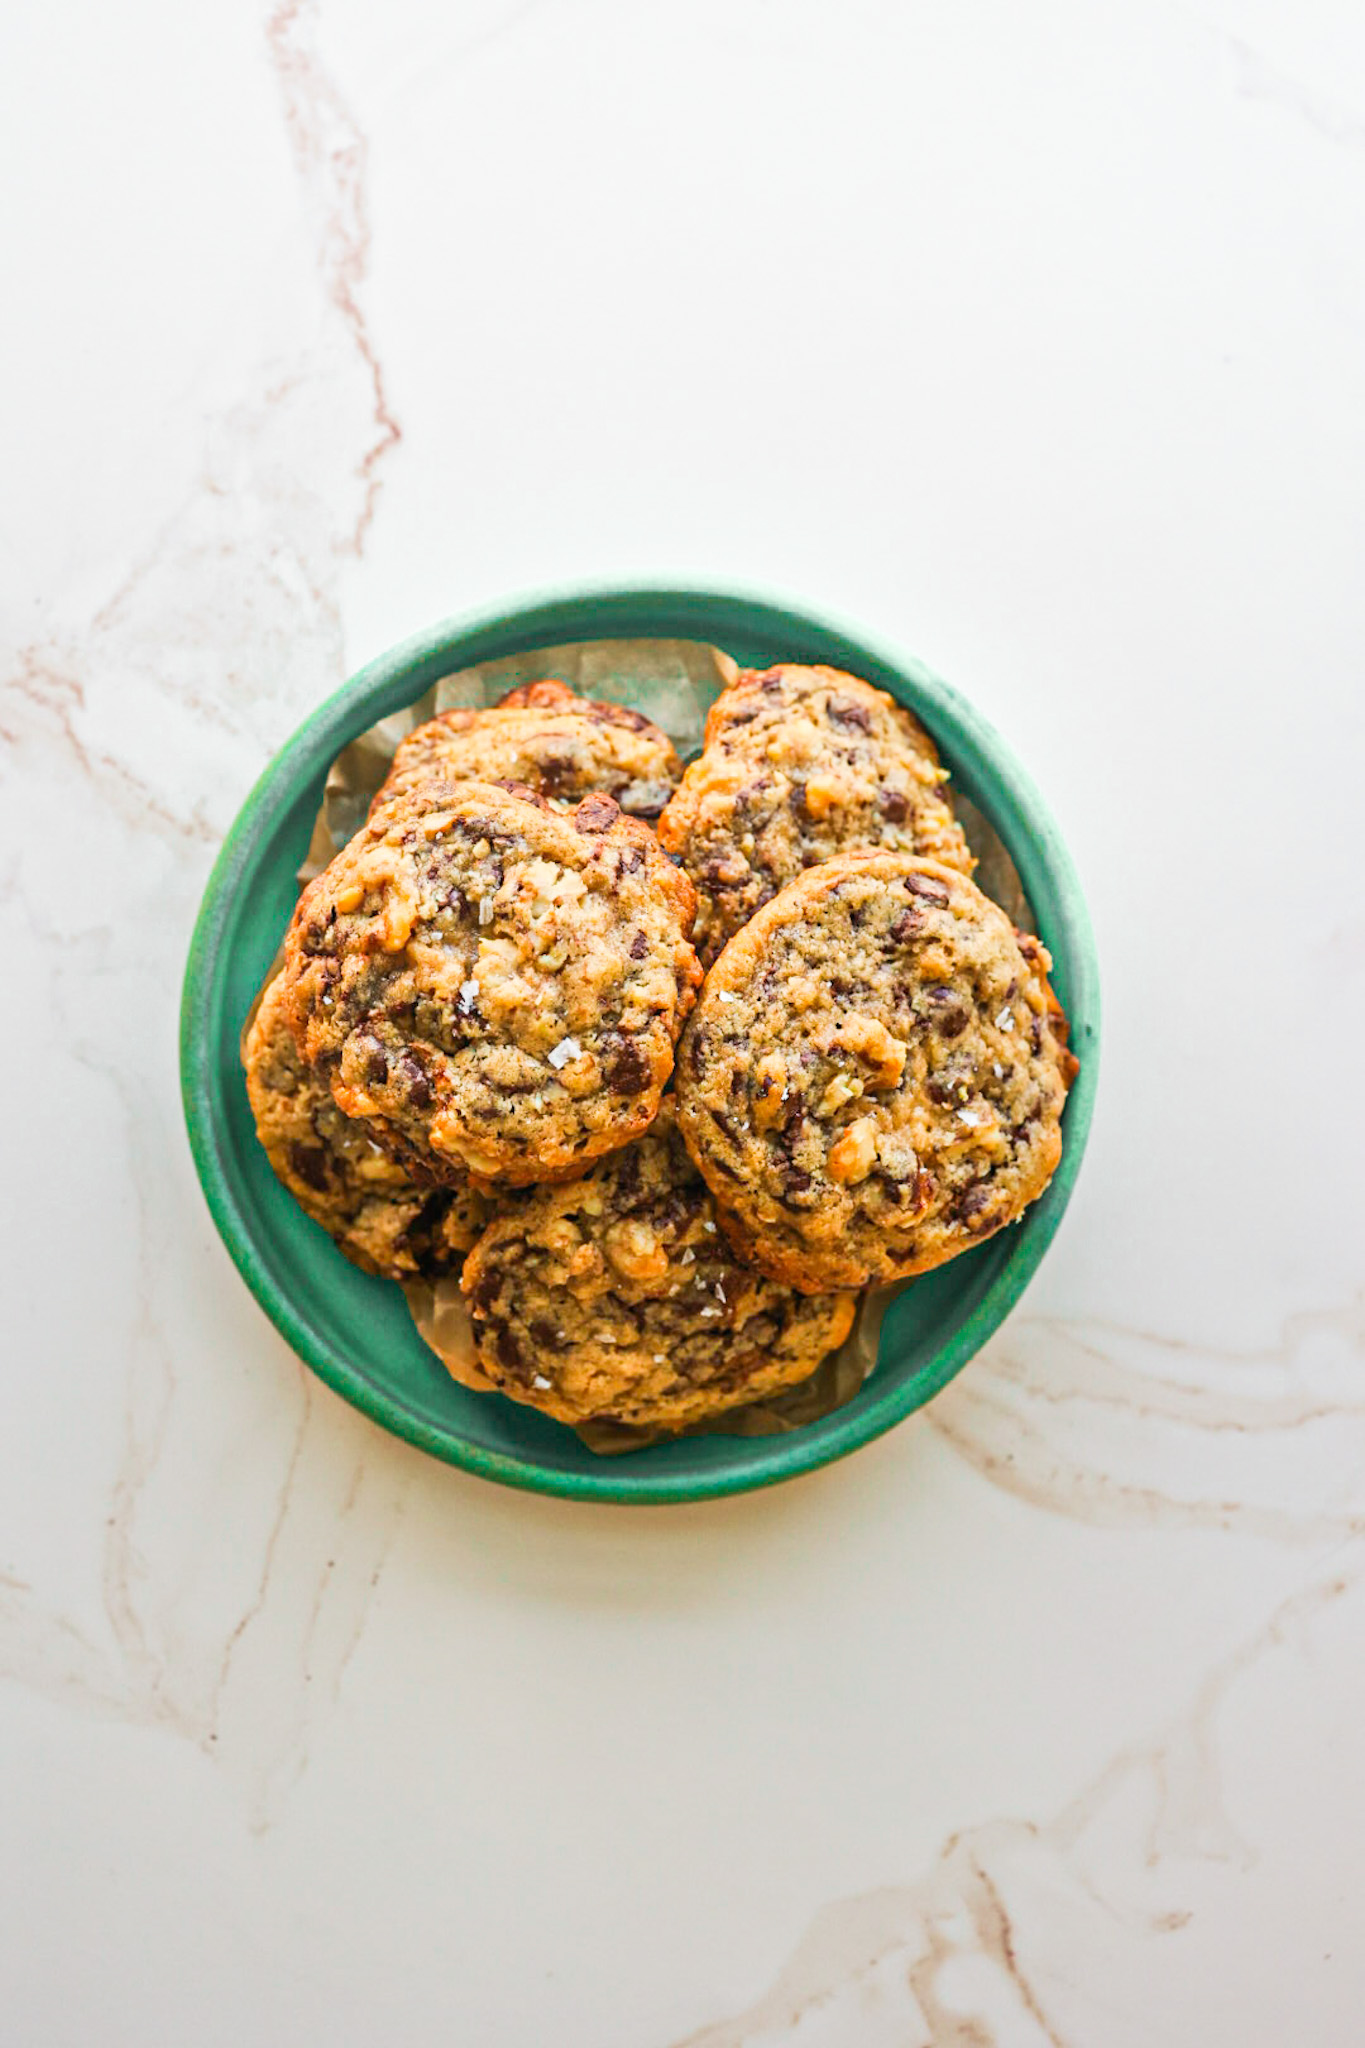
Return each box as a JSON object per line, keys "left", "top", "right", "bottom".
{"left": 657, "top": 663, "right": 974, "bottom": 963}
{"left": 281, "top": 781, "right": 701, "bottom": 1188}
{"left": 459, "top": 1103, "right": 856, "bottom": 1429}
{"left": 243, "top": 974, "right": 487, "bottom": 1277}
{"left": 374, "top": 679, "right": 681, "bottom": 819}
{"left": 674, "top": 854, "right": 1077, "bottom": 1292}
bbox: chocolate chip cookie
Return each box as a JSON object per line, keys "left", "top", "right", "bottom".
{"left": 459, "top": 1103, "right": 857, "bottom": 1428}
{"left": 375, "top": 679, "right": 681, "bottom": 819}
{"left": 281, "top": 781, "right": 701, "bottom": 1187}
{"left": 675, "top": 855, "right": 1077, "bottom": 1291}
{"left": 657, "top": 663, "right": 975, "bottom": 963}
{"left": 243, "top": 974, "right": 487, "bottom": 1277}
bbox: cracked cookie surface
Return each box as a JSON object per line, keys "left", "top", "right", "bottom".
{"left": 675, "top": 854, "right": 1077, "bottom": 1291}
{"left": 281, "top": 781, "right": 701, "bottom": 1187}
{"left": 657, "top": 663, "right": 975, "bottom": 963}
{"left": 376, "top": 679, "right": 681, "bottom": 819}
{"left": 243, "top": 974, "right": 487, "bottom": 1277}
{"left": 460, "top": 1103, "right": 857, "bottom": 1428}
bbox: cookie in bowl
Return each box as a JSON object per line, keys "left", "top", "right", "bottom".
{"left": 280, "top": 781, "right": 701, "bottom": 1187}
{"left": 459, "top": 1102, "right": 857, "bottom": 1428}
{"left": 243, "top": 974, "right": 488, "bottom": 1277}
{"left": 675, "top": 854, "right": 1078, "bottom": 1292}
{"left": 657, "top": 662, "right": 974, "bottom": 963}
{"left": 375, "top": 679, "right": 681, "bottom": 819}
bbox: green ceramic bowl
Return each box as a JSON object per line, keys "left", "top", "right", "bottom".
{"left": 181, "top": 586, "right": 1099, "bottom": 1502}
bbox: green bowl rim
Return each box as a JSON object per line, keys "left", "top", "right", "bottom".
{"left": 180, "top": 581, "right": 1100, "bottom": 1504}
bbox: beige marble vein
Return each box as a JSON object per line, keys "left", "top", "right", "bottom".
{"left": 0, "top": 0, "right": 405, "bottom": 1832}
{"left": 670, "top": 1556, "right": 1364, "bottom": 2047}
{"left": 928, "top": 1298, "right": 1365, "bottom": 1546}
{"left": 266, "top": 0, "right": 402, "bottom": 552}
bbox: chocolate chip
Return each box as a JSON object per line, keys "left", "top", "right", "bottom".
{"left": 595, "top": 702, "right": 650, "bottom": 733}
{"left": 928, "top": 992, "right": 968, "bottom": 1038}
{"left": 828, "top": 695, "right": 871, "bottom": 731}
{"left": 711, "top": 1109, "right": 739, "bottom": 1143}
{"left": 629, "top": 930, "right": 648, "bottom": 959}
{"left": 288, "top": 1143, "right": 330, "bottom": 1192}
{"left": 878, "top": 788, "right": 909, "bottom": 822}
{"left": 529, "top": 1320, "right": 563, "bottom": 1352}
{"left": 399, "top": 1055, "right": 433, "bottom": 1109}
{"left": 688, "top": 1031, "right": 708, "bottom": 1078}
{"left": 905, "top": 873, "right": 950, "bottom": 904}
{"left": 574, "top": 793, "right": 620, "bottom": 833}
{"left": 608, "top": 1038, "right": 648, "bottom": 1095}
{"left": 468, "top": 1267, "right": 501, "bottom": 1313}
{"left": 925, "top": 1078, "right": 957, "bottom": 1107}
{"left": 956, "top": 1183, "right": 993, "bottom": 1229}
{"left": 890, "top": 909, "right": 923, "bottom": 945}
{"left": 496, "top": 1326, "right": 524, "bottom": 1373}
{"left": 789, "top": 780, "right": 810, "bottom": 822}
{"left": 364, "top": 1042, "right": 389, "bottom": 1083}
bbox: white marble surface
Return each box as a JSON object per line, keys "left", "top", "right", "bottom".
{"left": 3, "top": 2, "right": 1363, "bottom": 2041}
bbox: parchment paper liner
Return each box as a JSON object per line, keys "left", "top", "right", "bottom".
{"left": 249, "top": 637, "right": 1034, "bottom": 1454}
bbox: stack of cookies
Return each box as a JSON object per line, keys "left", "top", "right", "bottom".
{"left": 245, "top": 665, "right": 1077, "bottom": 1434}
